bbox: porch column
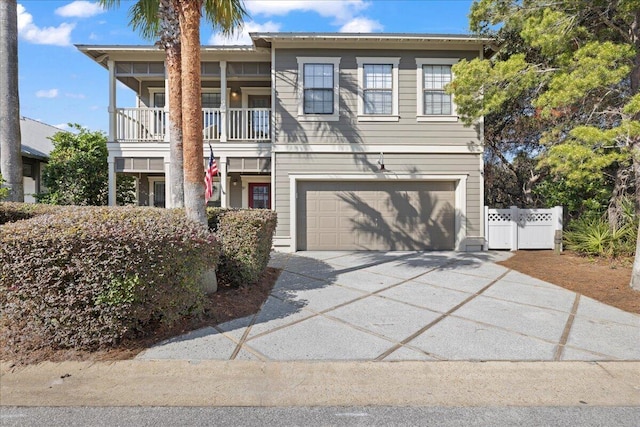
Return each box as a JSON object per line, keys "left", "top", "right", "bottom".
{"left": 164, "top": 157, "right": 171, "bottom": 208}
{"left": 220, "top": 61, "right": 227, "bottom": 142}
{"left": 108, "top": 157, "right": 116, "bottom": 206}
{"left": 107, "top": 59, "right": 117, "bottom": 142}
{"left": 220, "top": 155, "right": 228, "bottom": 207}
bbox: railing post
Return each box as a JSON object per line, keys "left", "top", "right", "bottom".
{"left": 220, "top": 61, "right": 227, "bottom": 142}
{"left": 510, "top": 205, "right": 518, "bottom": 251}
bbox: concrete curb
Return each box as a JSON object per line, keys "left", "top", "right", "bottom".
{"left": 2, "top": 360, "right": 639, "bottom": 407}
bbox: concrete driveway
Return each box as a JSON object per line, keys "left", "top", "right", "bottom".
{"left": 137, "top": 251, "right": 640, "bottom": 362}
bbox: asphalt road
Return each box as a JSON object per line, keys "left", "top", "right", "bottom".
{"left": 2, "top": 406, "right": 639, "bottom": 427}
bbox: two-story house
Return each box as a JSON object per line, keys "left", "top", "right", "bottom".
{"left": 78, "top": 32, "right": 492, "bottom": 252}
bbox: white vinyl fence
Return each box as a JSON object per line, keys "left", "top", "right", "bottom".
{"left": 485, "top": 206, "right": 563, "bottom": 251}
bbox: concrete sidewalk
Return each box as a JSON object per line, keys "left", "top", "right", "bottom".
{"left": 2, "top": 360, "right": 639, "bottom": 407}
{"left": 137, "top": 251, "right": 640, "bottom": 362}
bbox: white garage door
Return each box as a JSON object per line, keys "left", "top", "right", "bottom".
{"left": 297, "top": 181, "right": 455, "bottom": 250}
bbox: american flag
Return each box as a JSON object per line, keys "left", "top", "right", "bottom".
{"left": 204, "top": 144, "right": 219, "bottom": 203}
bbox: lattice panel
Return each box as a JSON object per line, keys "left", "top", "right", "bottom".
{"left": 519, "top": 212, "right": 552, "bottom": 223}
{"left": 487, "top": 212, "right": 511, "bottom": 222}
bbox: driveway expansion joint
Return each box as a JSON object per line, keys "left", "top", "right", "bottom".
{"left": 554, "top": 293, "right": 581, "bottom": 361}
{"left": 375, "top": 268, "right": 512, "bottom": 361}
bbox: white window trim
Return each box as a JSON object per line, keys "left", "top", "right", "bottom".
{"left": 416, "top": 58, "right": 459, "bottom": 122}
{"left": 356, "top": 57, "right": 400, "bottom": 122}
{"left": 148, "top": 87, "right": 165, "bottom": 108}
{"left": 297, "top": 57, "right": 341, "bottom": 122}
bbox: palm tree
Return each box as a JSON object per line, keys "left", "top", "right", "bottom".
{"left": 0, "top": 0, "right": 24, "bottom": 202}
{"left": 176, "top": 0, "right": 245, "bottom": 224}
{"left": 100, "top": 0, "right": 245, "bottom": 217}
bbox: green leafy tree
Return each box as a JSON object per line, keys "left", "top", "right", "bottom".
{"left": 450, "top": 0, "right": 640, "bottom": 289}
{"left": 0, "top": 173, "right": 9, "bottom": 201}
{"left": 39, "top": 125, "right": 109, "bottom": 206}
{"left": 116, "top": 174, "right": 137, "bottom": 205}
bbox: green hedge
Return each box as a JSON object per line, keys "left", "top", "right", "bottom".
{"left": 1, "top": 206, "right": 219, "bottom": 351}
{"left": 207, "top": 208, "right": 277, "bottom": 287}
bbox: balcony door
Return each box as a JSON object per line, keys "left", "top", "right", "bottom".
{"left": 248, "top": 95, "right": 270, "bottom": 139}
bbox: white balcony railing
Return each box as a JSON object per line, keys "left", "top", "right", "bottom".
{"left": 115, "top": 107, "right": 270, "bottom": 142}
{"left": 116, "top": 107, "right": 165, "bottom": 142}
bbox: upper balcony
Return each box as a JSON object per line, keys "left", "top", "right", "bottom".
{"left": 115, "top": 107, "right": 271, "bottom": 143}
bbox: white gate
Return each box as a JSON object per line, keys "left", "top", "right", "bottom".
{"left": 485, "top": 206, "right": 563, "bottom": 250}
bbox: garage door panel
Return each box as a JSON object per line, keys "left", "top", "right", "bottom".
{"left": 297, "top": 181, "right": 456, "bottom": 251}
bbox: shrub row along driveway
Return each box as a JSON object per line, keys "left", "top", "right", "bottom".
{"left": 137, "top": 251, "right": 640, "bottom": 361}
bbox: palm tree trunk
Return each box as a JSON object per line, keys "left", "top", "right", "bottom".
{"left": 0, "top": 0, "right": 23, "bottom": 202}
{"left": 167, "top": 43, "right": 184, "bottom": 208}
{"left": 178, "top": 0, "right": 206, "bottom": 225}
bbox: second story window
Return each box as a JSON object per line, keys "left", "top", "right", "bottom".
{"left": 416, "top": 58, "right": 458, "bottom": 121}
{"left": 423, "top": 65, "right": 451, "bottom": 115}
{"left": 357, "top": 57, "right": 400, "bottom": 121}
{"left": 364, "top": 64, "right": 392, "bottom": 114}
{"left": 297, "top": 57, "right": 341, "bottom": 121}
{"left": 304, "top": 64, "right": 334, "bottom": 114}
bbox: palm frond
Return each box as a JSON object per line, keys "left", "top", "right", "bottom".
{"left": 202, "top": 0, "right": 247, "bottom": 36}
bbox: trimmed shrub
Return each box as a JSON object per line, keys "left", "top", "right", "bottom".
{"left": 207, "top": 208, "right": 277, "bottom": 287}
{"left": 0, "top": 202, "right": 61, "bottom": 225}
{"left": 1, "top": 206, "right": 219, "bottom": 351}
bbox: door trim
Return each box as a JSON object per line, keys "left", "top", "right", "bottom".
{"left": 241, "top": 175, "right": 271, "bottom": 208}
{"left": 289, "top": 173, "right": 467, "bottom": 252}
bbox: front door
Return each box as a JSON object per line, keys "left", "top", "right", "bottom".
{"left": 249, "top": 183, "right": 270, "bottom": 209}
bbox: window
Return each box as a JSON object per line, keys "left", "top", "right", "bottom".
{"left": 304, "top": 64, "right": 334, "bottom": 114}
{"left": 423, "top": 65, "right": 451, "bottom": 115}
{"left": 416, "top": 58, "right": 458, "bottom": 121}
{"left": 356, "top": 57, "right": 400, "bottom": 121}
{"left": 297, "top": 57, "right": 341, "bottom": 121}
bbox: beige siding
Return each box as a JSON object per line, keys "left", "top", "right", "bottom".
{"left": 274, "top": 49, "right": 481, "bottom": 146}
{"left": 274, "top": 152, "right": 482, "bottom": 244}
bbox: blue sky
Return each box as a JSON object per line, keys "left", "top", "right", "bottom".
{"left": 17, "top": 0, "right": 474, "bottom": 133}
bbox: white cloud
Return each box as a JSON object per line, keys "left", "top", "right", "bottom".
{"left": 89, "top": 32, "right": 98, "bottom": 41}
{"left": 339, "top": 17, "right": 383, "bottom": 33}
{"left": 36, "top": 89, "right": 59, "bottom": 99}
{"left": 54, "top": 123, "right": 72, "bottom": 130}
{"left": 245, "top": 0, "right": 369, "bottom": 22}
{"left": 55, "top": 1, "right": 104, "bottom": 18}
{"left": 209, "top": 20, "right": 281, "bottom": 45}
{"left": 17, "top": 4, "right": 75, "bottom": 46}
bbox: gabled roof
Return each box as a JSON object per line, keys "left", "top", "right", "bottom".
{"left": 20, "top": 117, "right": 58, "bottom": 161}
